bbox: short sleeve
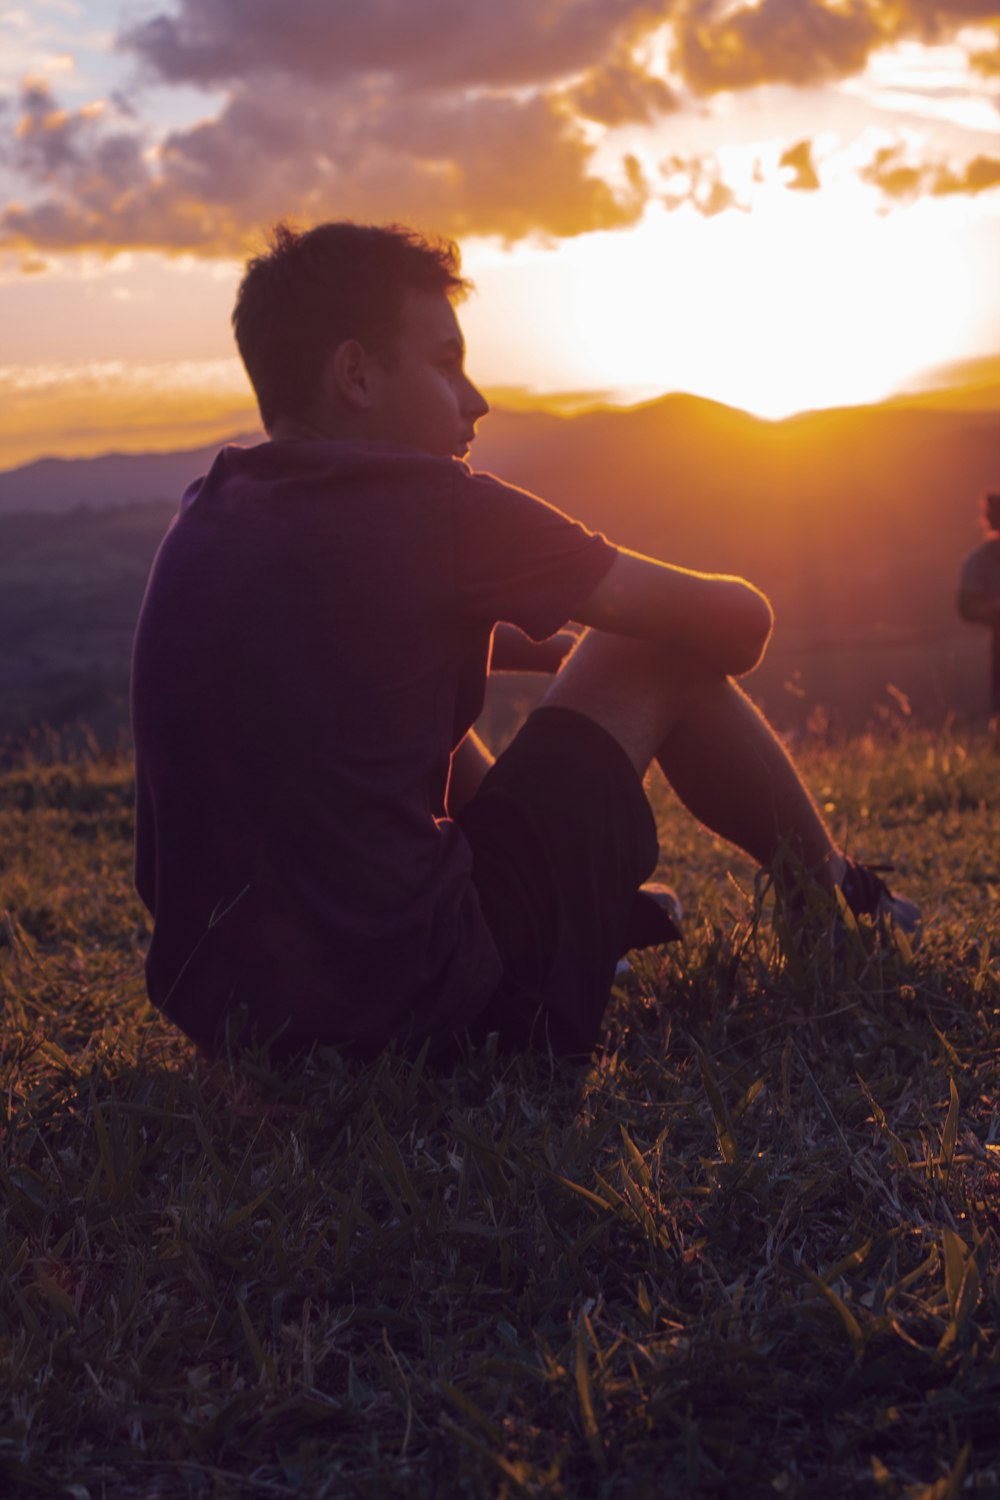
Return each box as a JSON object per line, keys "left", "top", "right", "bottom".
{"left": 447, "top": 467, "right": 617, "bottom": 640}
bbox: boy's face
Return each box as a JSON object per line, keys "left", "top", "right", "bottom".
{"left": 365, "top": 290, "right": 489, "bottom": 459}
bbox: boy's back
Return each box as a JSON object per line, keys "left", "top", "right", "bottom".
{"left": 131, "top": 434, "right": 614, "bottom": 1053}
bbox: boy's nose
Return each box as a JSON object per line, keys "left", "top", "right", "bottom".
{"left": 465, "top": 377, "right": 489, "bottom": 420}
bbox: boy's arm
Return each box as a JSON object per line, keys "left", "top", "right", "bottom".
{"left": 572, "top": 549, "right": 774, "bottom": 678}
{"left": 491, "top": 623, "right": 578, "bottom": 673}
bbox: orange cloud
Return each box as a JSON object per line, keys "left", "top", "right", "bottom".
{"left": 779, "top": 140, "right": 821, "bottom": 191}
{"left": 932, "top": 153, "right": 1000, "bottom": 194}
{"left": 660, "top": 153, "right": 746, "bottom": 216}
{"left": 672, "top": 0, "right": 883, "bottom": 92}
{"left": 862, "top": 141, "right": 1000, "bottom": 198}
{"left": 672, "top": 0, "right": 1000, "bottom": 92}
{"left": 569, "top": 51, "right": 680, "bottom": 126}
{"left": 971, "top": 30, "right": 1000, "bottom": 75}
{"left": 0, "top": 359, "right": 259, "bottom": 468}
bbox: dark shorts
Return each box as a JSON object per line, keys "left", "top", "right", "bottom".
{"left": 456, "top": 705, "right": 661, "bottom": 1058}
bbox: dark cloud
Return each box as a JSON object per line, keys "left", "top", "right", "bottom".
{"left": 359, "top": 91, "right": 648, "bottom": 237}
{"left": 121, "top": 0, "right": 655, "bottom": 93}
{"left": 570, "top": 50, "right": 680, "bottom": 124}
{"left": 7, "top": 81, "right": 87, "bottom": 176}
{"left": 779, "top": 139, "right": 820, "bottom": 190}
{"left": 671, "top": 0, "right": 883, "bottom": 93}
{"left": 862, "top": 142, "right": 1000, "bottom": 199}
{"left": 2, "top": 82, "right": 154, "bottom": 249}
{"left": 122, "top": 0, "right": 1000, "bottom": 98}
{"left": 1, "top": 80, "right": 647, "bottom": 254}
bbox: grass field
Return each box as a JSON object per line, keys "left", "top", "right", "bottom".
{"left": 1, "top": 728, "right": 998, "bottom": 1497}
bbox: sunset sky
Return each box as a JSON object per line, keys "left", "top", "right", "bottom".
{"left": 1, "top": 0, "right": 999, "bottom": 468}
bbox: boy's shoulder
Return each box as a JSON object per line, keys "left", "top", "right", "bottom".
{"left": 177, "top": 439, "right": 557, "bottom": 543}
{"left": 196, "top": 437, "right": 466, "bottom": 498}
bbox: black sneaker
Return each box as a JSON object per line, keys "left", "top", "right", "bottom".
{"left": 624, "top": 883, "right": 684, "bottom": 949}
{"left": 839, "top": 859, "right": 921, "bottom": 938}
{"left": 616, "top": 884, "right": 684, "bottom": 977}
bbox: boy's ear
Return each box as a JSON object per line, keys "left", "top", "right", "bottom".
{"left": 324, "top": 339, "right": 375, "bottom": 410}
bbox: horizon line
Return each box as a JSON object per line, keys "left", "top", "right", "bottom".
{"left": 1, "top": 365, "right": 997, "bottom": 477}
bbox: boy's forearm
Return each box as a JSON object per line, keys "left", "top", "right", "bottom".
{"left": 575, "top": 550, "right": 773, "bottom": 678}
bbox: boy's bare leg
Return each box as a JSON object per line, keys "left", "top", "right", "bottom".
{"left": 543, "top": 631, "right": 843, "bottom": 890}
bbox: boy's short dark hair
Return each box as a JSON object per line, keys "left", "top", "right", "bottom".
{"left": 233, "top": 220, "right": 470, "bottom": 431}
{"left": 983, "top": 492, "right": 1000, "bottom": 536}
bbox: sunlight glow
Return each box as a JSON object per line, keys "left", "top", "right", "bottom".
{"left": 463, "top": 191, "right": 1000, "bottom": 419}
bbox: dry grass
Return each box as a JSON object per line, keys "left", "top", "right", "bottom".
{"left": 1, "top": 728, "right": 998, "bottom": 1497}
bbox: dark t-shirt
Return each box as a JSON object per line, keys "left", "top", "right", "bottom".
{"left": 130, "top": 439, "right": 616, "bottom": 1052}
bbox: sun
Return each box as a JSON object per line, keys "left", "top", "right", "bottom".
{"left": 463, "top": 192, "right": 993, "bottom": 418}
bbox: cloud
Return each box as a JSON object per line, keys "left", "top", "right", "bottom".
{"left": 670, "top": 0, "right": 1000, "bottom": 93}
{"left": 121, "top": 0, "right": 653, "bottom": 93}
{"left": 569, "top": 50, "right": 680, "bottom": 125}
{"left": 0, "top": 357, "right": 258, "bottom": 467}
{"left": 2, "top": 80, "right": 204, "bottom": 252}
{"left": 6, "top": 82, "right": 145, "bottom": 189}
{"left": 862, "top": 141, "right": 1000, "bottom": 198}
{"left": 660, "top": 152, "right": 746, "bottom": 216}
{"left": 3, "top": 0, "right": 998, "bottom": 259}
{"left": 1, "top": 78, "right": 648, "bottom": 254}
{"left": 886, "top": 1, "right": 1000, "bottom": 41}
{"left": 671, "top": 0, "right": 884, "bottom": 93}
{"left": 3, "top": 2, "right": 674, "bottom": 255}
{"left": 970, "top": 26, "right": 1000, "bottom": 75}
{"left": 779, "top": 139, "right": 821, "bottom": 190}
{"left": 122, "top": 0, "right": 1000, "bottom": 97}
{"left": 931, "top": 152, "right": 1000, "bottom": 194}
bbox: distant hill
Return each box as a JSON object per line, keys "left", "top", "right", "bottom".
{"left": 0, "top": 435, "right": 262, "bottom": 515}
{"left": 0, "top": 394, "right": 997, "bottom": 739}
{"left": 469, "top": 397, "right": 1000, "bottom": 635}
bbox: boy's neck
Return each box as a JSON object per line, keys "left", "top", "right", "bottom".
{"left": 269, "top": 412, "right": 357, "bottom": 444}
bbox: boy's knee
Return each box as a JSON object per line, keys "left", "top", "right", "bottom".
{"left": 542, "top": 630, "right": 725, "bottom": 773}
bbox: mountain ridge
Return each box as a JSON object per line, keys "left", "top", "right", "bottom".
{"left": 0, "top": 389, "right": 995, "bottom": 521}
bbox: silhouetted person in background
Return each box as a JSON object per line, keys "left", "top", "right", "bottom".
{"left": 958, "top": 492, "right": 1000, "bottom": 718}
{"left": 130, "top": 220, "right": 920, "bottom": 1063}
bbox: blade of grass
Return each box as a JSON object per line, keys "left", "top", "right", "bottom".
{"left": 696, "top": 1046, "right": 739, "bottom": 1166}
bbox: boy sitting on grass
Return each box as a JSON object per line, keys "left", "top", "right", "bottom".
{"left": 130, "top": 220, "right": 919, "bottom": 1061}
